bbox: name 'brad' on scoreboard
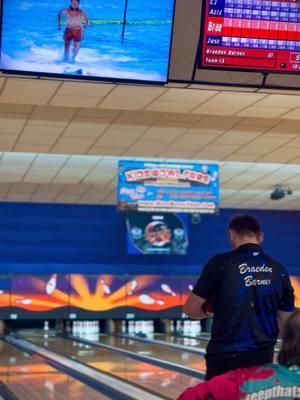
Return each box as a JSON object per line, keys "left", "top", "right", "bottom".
{"left": 200, "top": 0, "right": 300, "bottom": 72}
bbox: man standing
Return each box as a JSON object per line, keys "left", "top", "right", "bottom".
{"left": 58, "top": 0, "right": 89, "bottom": 63}
{"left": 184, "top": 215, "right": 295, "bottom": 380}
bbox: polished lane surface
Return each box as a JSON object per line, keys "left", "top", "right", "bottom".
{"left": 0, "top": 340, "right": 112, "bottom": 400}
{"left": 151, "top": 334, "right": 208, "bottom": 350}
{"left": 92, "top": 334, "right": 206, "bottom": 372}
{"left": 26, "top": 335, "right": 202, "bottom": 400}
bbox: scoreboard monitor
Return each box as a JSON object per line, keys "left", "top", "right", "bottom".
{"left": 200, "top": 0, "right": 300, "bottom": 73}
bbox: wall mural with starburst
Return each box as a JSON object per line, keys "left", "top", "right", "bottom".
{"left": 0, "top": 274, "right": 298, "bottom": 319}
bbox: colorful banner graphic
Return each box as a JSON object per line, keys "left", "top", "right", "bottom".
{"left": 118, "top": 160, "right": 219, "bottom": 214}
{"left": 0, "top": 274, "right": 298, "bottom": 319}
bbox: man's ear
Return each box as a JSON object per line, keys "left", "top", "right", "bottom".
{"left": 258, "top": 232, "right": 264, "bottom": 244}
{"left": 228, "top": 229, "right": 234, "bottom": 241}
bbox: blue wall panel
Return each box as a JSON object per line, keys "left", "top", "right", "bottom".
{"left": 0, "top": 202, "right": 299, "bottom": 275}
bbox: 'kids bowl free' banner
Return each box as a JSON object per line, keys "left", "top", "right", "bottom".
{"left": 118, "top": 160, "right": 219, "bottom": 213}
{"left": 0, "top": 0, "right": 174, "bottom": 82}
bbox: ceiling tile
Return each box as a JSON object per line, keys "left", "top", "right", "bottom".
{"left": 122, "top": 141, "right": 164, "bottom": 157}
{"left": 77, "top": 108, "right": 120, "bottom": 119}
{"left": 157, "top": 88, "right": 217, "bottom": 103}
{"left": 0, "top": 79, "right": 60, "bottom": 104}
{"left": 51, "top": 137, "right": 95, "bottom": 154}
{"left": 14, "top": 144, "right": 53, "bottom": 153}
{"left": 94, "top": 130, "right": 142, "bottom": 148}
{"left": 0, "top": 104, "right": 33, "bottom": 114}
{"left": 236, "top": 106, "right": 290, "bottom": 118}
{"left": 213, "top": 129, "right": 262, "bottom": 145}
{"left": 50, "top": 95, "right": 101, "bottom": 108}
{"left": 257, "top": 147, "right": 300, "bottom": 163}
{"left": 99, "top": 86, "right": 166, "bottom": 110}
{"left": 63, "top": 118, "right": 112, "bottom": 138}
{"left": 0, "top": 113, "right": 28, "bottom": 134}
{"left": 193, "top": 144, "right": 240, "bottom": 160}
{"left": 146, "top": 100, "right": 199, "bottom": 113}
{"left": 191, "top": 115, "right": 242, "bottom": 133}
{"left": 192, "top": 92, "right": 266, "bottom": 115}
{"left": 238, "top": 135, "right": 295, "bottom": 155}
{"left": 57, "top": 82, "right": 114, "bottom": 97}
{"left": 30, "top": 106, "right": 77, "bottom": 127}
{"left": 168, "top": 134, "right": 217, "bottom": 152}
{"left": 19, "top": 125, "right": 64, "bottom": 144}
{"left": 237, "top": 117, "right": 280, "bottom": 127}
{"left": 88, "top": 147, "right": 125, "bottom": 156}
{"left": 255, "top": 94, "right": 300, "bottom": 108}
{"left": 281, "top": 108, "right": 300, "bottom": 120}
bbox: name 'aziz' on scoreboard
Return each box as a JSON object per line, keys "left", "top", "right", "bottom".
{"left": 200, "top": 0, "right": 300, "bottom": 72}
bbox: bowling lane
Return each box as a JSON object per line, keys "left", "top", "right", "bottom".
{"left": 153, "top": 334, "right": 208, "bottom": 350}
{"left": 90, "top": 335, "right": 206, "bottom": 372}
{"left": 0, "top": 340, "right": 112, "bottom": 400}
{"left": 27, "top": 335, "right": 202, "bottom": 399}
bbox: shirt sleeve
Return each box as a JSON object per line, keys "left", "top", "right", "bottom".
{"left": 176, "top": 372, "right": 239, "bottom": 400}
{"left": 192, "top": 255, "right": 220, "bottom": 299}
{"left": 278, "top": 270, "right": 295, "bottom": 312}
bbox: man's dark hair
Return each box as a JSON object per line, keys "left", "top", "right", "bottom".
{"left": 228, "top": 215, "right": 261, "bottom": 237}
{"left": 278, "top": 310, "right": 300, "bottom": 367}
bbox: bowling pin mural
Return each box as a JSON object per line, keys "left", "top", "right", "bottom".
{"left": 100, "top": 279, "right": 111, "bottom": 294}
{"left": 15, "top": 298, "right": 32, "bottom": 305}
{"left": 161, "top": 283, "right": 176, "bottom": 297}
{"left": 45, "top": 274, "right": 57, "bottom": 295}
{"left": 128, "top": 280, "right": 138, "bottom": 295}
{"left": 139, "top": 294, "right": 165, "bottom": 306}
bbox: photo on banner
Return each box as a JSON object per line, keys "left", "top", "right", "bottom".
{"left": 0, "top": 0, "right": 175, "bottom": 82}
{"left": 127, "top": 212, "right": 189, "bottom": 255}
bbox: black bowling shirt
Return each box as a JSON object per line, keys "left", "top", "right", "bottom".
{"left": 193, "top": 243, "right": 295, "bottom": 357}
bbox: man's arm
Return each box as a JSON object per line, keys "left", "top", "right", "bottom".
{"left": 184, "top": 255, "right": 219, "bottom": 319}
{"left": 278, "top": 271, "right": 295, "bottom": 337}
{"left": 58, "top": 9, "right": 67, "bottom": 28}
{"left": 184, "top": 293, "right": 208, "bottom": 319}
{"left": 81, "top": 11, "right": 89, "bottom": 26}
{"left": 278, "top": 310, "right": 293, "bottom": 338}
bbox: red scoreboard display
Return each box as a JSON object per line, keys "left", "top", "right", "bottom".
{"left": 200, "top": 0, "right": 300, "bottom": 72}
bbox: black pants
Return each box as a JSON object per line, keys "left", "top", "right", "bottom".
{"left": 205, "top": 346, "right": 274, "bottom": 380}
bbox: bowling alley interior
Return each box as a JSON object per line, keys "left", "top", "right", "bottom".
{"left": 0, "top": 0, "right": 300, "bottom": 398}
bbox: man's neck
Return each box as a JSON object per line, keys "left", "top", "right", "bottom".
{"left": 235, "top": 237, "right": 260, "bottom": 248}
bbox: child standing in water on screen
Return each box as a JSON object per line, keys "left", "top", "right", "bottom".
{"left": 58, "top": 0, "right": 89, "bottom": 63}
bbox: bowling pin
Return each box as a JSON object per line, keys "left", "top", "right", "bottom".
{"left": 100, "top": 280, "right": 111, "bottom": 295}
{"left": 139, "top": 294, "right": 165, "bottom": 306}
{"left": 15, "top": 298, "right": 32, "bottom": 305}
{"left": 43, "top": 321, "right": 49, "bottom": 331}
{"left": 128, "top": 280, "right": 138, "bottom": 295}
{"left": 121, "top": 320, "right": 126, "bottom": 334}
{"left": 188, "top": 285, "right": 193, "bottom": 291}
{"left": 161, "top": 283, "right": 176, "bottom": 296}
{"left": 45, "top": 274, "right": 57, "bottom": 295}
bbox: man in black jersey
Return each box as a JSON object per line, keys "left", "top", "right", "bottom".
{"left": 184, "top": 214, "right": 295, "bottom": 380}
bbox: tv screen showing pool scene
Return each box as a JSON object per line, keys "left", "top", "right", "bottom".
{"left": 0, "top": 0, "right": 175, "bottom": 82}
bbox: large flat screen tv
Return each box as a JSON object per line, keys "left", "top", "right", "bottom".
{"left": 199, "top": 0, "right": 300, "bottom": 73}
{"left": 0, "top": 0, "right": 175, "bottom": 82}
